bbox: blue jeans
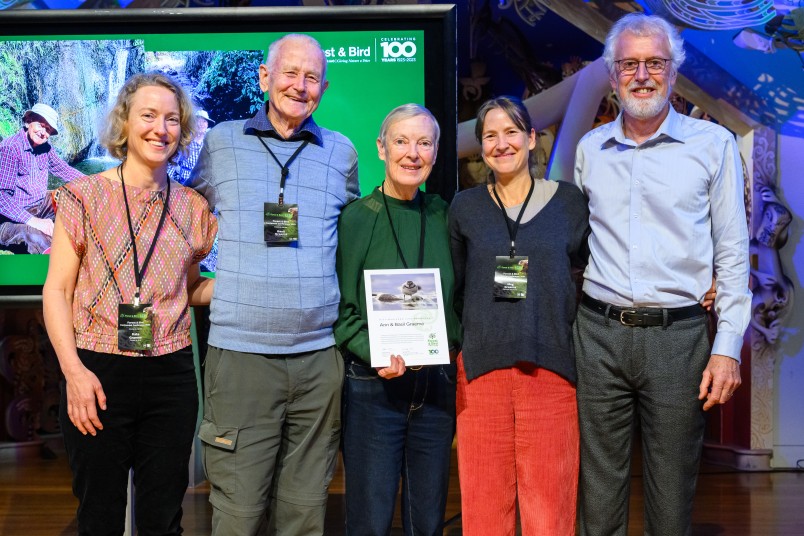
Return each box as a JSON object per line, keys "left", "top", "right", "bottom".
{"left": 342, "top": 356, "right": 456, "bottom": 536}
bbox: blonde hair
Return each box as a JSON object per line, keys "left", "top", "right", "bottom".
{"left": 101, "top": 72, "right": 196, "bottom": 161}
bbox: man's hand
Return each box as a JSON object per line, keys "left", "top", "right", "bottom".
{"left": 698, "top": 354, "right": 741, "bottom": 411}
{"left": 27, "top": 216, "right": 55, "bottom": 237}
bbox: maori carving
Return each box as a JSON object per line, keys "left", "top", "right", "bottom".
{"left": 497, "top": 0, "right": 549, "bottom": 27}
{"left": 750, "top": 126, "right": 794, "bottom": 348}
{"left": 0, "top": 333, "right": 44, "bottom": 442}
{"left": 641, "top": 0, "right": 776, "bottom": 30}
{"left": 0, "top": 312, "right": 60, "bottom": 442}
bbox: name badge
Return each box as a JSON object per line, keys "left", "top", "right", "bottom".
{"left": 118, "top": 303, "right": 154, "bottom": 351}
{"left": 264, "top": 202, "right": 299, "bottom": 244}
{"left": 494, "top": 255, "right": 528, "bottom": 299}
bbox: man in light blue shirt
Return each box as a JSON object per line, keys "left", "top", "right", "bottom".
{"left": 573, "top": 13, "right": 750, "bottom": 536}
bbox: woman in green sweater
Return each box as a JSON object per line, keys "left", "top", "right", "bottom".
{"left": 334, "top": 104, "right": 461, "bottom": 535}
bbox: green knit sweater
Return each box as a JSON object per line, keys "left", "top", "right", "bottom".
{"left": 334, "top": 187, "right": 462, "bottom": 364}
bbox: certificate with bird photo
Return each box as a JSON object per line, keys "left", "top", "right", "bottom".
{"left": 364, "top": 268, "right": 450, "bottom": 368}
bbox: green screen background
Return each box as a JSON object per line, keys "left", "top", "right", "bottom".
{"left": 1, "top": 30, "right": 425, "bottom": 285}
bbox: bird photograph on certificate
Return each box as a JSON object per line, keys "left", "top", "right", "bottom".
{"left": 364, "top": 268, "right": 451, "bottom": 368}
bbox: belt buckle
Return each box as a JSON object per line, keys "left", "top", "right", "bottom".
{"left": 619, "top": 309, "right": 639, "bottom": 327}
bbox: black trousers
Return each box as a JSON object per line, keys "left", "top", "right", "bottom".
{"left": 573, "top": 303, "right": 711, "bottom": 536}
{"left": 60, "top": 347, "right": 199, "bottom": 536}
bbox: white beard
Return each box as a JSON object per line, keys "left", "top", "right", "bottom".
{"left": 620, "top": 83, "right": 669, "bottom": 120}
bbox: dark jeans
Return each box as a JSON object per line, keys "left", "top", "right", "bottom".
{"left": 60, "top": 347, "right": 199, "bottom": 536}
{"left": 342, "top": 356, "right": 456, "bottom": 536}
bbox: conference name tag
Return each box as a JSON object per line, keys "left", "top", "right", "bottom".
{"left": 264, "top": 202, "right": 299, "bottom": 244}
{"left": 493, "top": 255, "right": 528, "bottom": 299}
{"left": 117, "top": 303, "right": 154, "bottom": 351}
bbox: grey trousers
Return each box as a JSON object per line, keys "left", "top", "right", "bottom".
{"left": 199, "top": 345, "right": 343, "bottom": 536}
{"left": 573, "top": 303, "right": 710, "bottom": 536}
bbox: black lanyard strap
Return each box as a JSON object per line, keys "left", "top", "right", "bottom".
{"left": 492, "top": 177, "right": 534, "bottom": 258}
{"left": 257, "top": 136, "right": 309, "bottom": 206}
{"left": 380, "top": 183, "right": 426, "bottom": 269}
{"left": 118, "top": 164, "right": 170, "bottom": 306}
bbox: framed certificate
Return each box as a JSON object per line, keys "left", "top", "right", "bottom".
{"left": 364, "top": 268, "right": 450, "bottom": 367}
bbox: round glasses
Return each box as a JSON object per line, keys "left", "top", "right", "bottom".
{"left": 614, "top": 58, "right": 671, "bottom": 75}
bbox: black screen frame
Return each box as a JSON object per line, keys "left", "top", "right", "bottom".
{"left": 0, "top": 5, "right": 457, "bottom": 299}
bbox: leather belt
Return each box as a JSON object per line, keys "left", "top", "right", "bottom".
{"left": 581, "top": 294, "right": 705, "bottom": 327}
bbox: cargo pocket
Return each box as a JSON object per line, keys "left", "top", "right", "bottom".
{"left": 198, "top": 420, "right": 239, "bottom": 495}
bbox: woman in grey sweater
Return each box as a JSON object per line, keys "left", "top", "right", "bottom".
{"left": 449, "top": 95, "right": 589, "bottom": 536}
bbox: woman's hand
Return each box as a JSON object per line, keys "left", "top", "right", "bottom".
{"left": 375, "top": 354, "right": 406, "bottom": 380}
{"left": 63, "top": 364, "right": 107, "bottom": 436}
{"left": 187, "top": 263, "right": 214, "bottom": 306}
{"left": 43, "top": 212, "right": 105, "bottom": 436}
{"left": 701, "top": 277, "right": 717, "bottom": 311}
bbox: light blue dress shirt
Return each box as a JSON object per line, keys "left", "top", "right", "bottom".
{"left": 574, "top": 107, "right": 751, "bottom": 361}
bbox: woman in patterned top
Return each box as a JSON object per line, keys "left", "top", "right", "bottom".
{"left": 42, "top": 73, "right": 217, "bottom": 536}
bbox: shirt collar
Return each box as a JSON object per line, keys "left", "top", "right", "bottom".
{"left": 660, "top": 106, "right": 685, "bottom": 142}
{"left": 243, "top": 103, "right": 323, "bottom": 145}
{"left": 604, "top": 105, "right": 684, "bottom": 148}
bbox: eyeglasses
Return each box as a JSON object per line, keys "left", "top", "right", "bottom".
{"left": 614, "top": 58, "right": 671, "bottom": 75}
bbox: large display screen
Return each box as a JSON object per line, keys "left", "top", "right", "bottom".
{"left": 0, "top": 6, "right": 457, "bottom": 292}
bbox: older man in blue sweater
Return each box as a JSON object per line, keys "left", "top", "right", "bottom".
{"left": 190, "top": 34, "right": 359, "bottom": 536}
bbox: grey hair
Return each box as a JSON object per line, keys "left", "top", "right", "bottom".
{"left": 266, "top": 33, "right": 327, "bottom": 80}
{"left": 603, "top": 13, "right": 685, "bottom": 75}
{"left": 378, "top": 103, "right": 441, "bottom": 148}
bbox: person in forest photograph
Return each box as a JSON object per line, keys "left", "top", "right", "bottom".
{"left": 0, "top": 103, "right": 83, "bottom": 254}
{"left": 0, "top": 38, "right": 261, "bottom": 257}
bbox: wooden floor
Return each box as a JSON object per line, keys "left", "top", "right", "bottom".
{"left": 1, "top": 439, "right": 803, "bottom": 535}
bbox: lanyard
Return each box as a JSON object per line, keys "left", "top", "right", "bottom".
{"left": 118, "top": 165, "right": 170, "bottom": 306}
{"left": 492, "top": 178, "right": 534, "bottom": 259}
{"left": 380, "top": 183, "right": 426, "bottom": 269}
{"left": 257, "top": 136, "right": 309, "bottom": 206}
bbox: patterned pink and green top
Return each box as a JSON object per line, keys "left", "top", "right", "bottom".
{"left": 54, "top": 174, "right": 217, "bottom": 357}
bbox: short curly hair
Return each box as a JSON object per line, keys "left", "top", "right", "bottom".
{"left": 101, "top": 72, "right": 196, "bottom": 162}
{"left": 378, "top": 103, "right": 440, "bottom": 149}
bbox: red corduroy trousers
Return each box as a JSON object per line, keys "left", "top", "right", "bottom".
{"left": 456, "top": 354, "right": 579, "bottom": 536}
